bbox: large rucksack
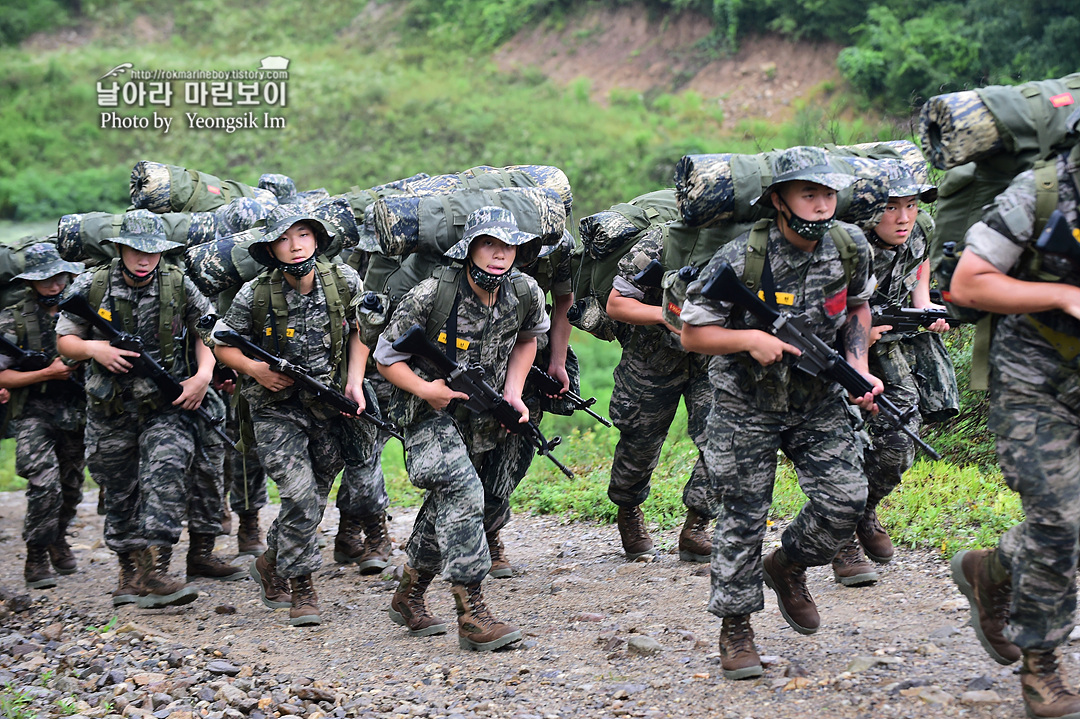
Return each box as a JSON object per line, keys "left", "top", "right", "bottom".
{"left": 57, "top": 211, "right": 215, "bottom": 268}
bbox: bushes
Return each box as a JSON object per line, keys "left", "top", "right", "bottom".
{"left": 0, "top": 166, "right": 129, "bottom": 222}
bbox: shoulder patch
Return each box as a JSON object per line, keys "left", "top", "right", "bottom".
{"left": 1001, "top": 204, "right": 1031, "bottom": 239}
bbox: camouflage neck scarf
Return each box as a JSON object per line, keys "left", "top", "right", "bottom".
{"left": 468, "top": 260, "right": 505, "bottom": 293}
{"left": 279, "top": 253, "right": 318, "bottom": 278}
{"left": 36, "top": 292, "right": 62, "bottom": 307}
{"left": 779, "top": 196, "right": 835, "bottom": 243}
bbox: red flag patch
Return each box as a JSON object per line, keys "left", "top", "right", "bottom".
{"left": 1050, "top": 93, "right": 1074, "bottom": 108}
{"left": 207, "top": 185, "right": 222, "bottom": 195}
{"left": 823, "top": 288, "right": 847, "bottom": 317}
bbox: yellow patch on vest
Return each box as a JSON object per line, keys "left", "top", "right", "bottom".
{"left": 436, "top": 332, "right": 470, "bottom": 350}
{"left": 97, "top": 307, "right": 112, "bottom": 321}
{"left": 756, "top": 291, "right": 795, "bottom": 306}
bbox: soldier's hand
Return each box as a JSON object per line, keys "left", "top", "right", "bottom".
{"left": 250, "top": 364, "right": 294, "bottom": 393}
{"left": 546, "top": 362, "right": 570, "bottom": 396}
{"left": 503, "top": 393, "right": 530, "bottom": 424}
{"left": 175, "top": 375, "right": 209, "bottom": 411}
{"left": 43, "top": 357, "right": 73, "bottom": 381}
{"left": 343, "top": 382, "right": 366, "bottom": 417}
{"left": 90, "top": 340, "right": 139, "bottom": 374}
{"left": 849, "top": 371, "right": 883, "bottom": 415}
{"left": 0, "top": 388, "right": 8, "bottom": 404}
{"left": 747, "top": 330, "right": 801, "bottom": 366}
{"left": 926, "top": 318, "right": 951, "bottom": 333}
{"left": 422, "top": 378, "right": 469, "bottom": 411}
{"left": 870, "top": 324, "right": 891, "bottom": 345}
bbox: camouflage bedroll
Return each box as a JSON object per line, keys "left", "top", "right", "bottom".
{"left": 129, "top": 161, "right": 276, "bottom": 213}
{"left": 919, "top": 73, "right": 1080, "bottom": 170}
{"left": 342, "top": 173, "right": 432, "bottom": 252}
{"left": 372, "top": 186, "right": 567, "bottom": 257}
{"left": 212, "top": 194, "right": 279, "bottom": 236}
{"left": 401, "top": 165, "right": 574, "bottom": 216}
{"left": 675, "top": 149, "right": 891, "bottom": 231}
{"left": 184, "top": 196, "right": 359, "bottom": 296}
{"left": 257, "top": 173, "right": 331, "bottom": 210}
{"left": 57, "top": 211, "right": 214, "bottom": 267}
{"left": 579, "top": 190, "right": 680, "bottom": 260}
{"left": 825, "top": 140, "right": 931, "bottom": 187}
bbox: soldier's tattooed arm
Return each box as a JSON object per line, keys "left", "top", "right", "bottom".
{"left": 841, "top": 302, "right": 882, "bottom": 412}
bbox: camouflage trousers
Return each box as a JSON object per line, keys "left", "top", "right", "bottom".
{"left": 991, "top": 369, "right": 1080, "bottom": 652}
{"left": 17, "top": 413, "right": 86, "bottom": 547}
{"left": 705, "top": 390, "right": 866, "bottom": 618}
{"left": 337, "top": 377, "right": 391, "bottom": 519}
{"left": 901, "top": 331, "right": 960, "bottom": 424}
{"left": 865, "top": 341, "right": 921, "bottom": 512}
{"left": 185, "top": 388, "right": 226, "bottom": 535}
{"left": 86, "top": 405, "right": 197, "bottom": 554}
{"left": 608, "top": 349, "right": 716, "bottom": 518}
{"left": 403, "top": 412, "right": 496, "bottom": 585}
{"left": 225, "top": 398, "right": 268, "bottom": 514}
{"left": 253, "top": 399, "right": 345, "bottom": 580}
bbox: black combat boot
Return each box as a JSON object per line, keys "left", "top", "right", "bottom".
{"left": 24, "top": 545, "right": 57, "bottom": 589}
{"left": 357, "top": 512, "right": 392, "bottom": 574}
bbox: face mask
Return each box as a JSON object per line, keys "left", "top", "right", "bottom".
{"left": 468, "top": 260, "right": 504, "bottom": 293}
{"left": 37, "top": 293, "right": 61, "bottom": 307}
{"left": 280, "top": 254, "right": 317, "bottom": 277}
{"left": 780, "top": 196, "right": 835, "bottom": 242}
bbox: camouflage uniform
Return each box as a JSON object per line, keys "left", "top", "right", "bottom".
{"left": 0, "top": 293, "right": 86, "bottom": 549}
{"left": 215, "top": 262, "right": 362, "bottom": 579}
{"left": 682, "top": 219, "right": 874, "bottom": 618}
{"left": 374, "top": 270, "right": 549, "bottom": 585}
{"left": 336, "top": 374, "right": 391, "bottom": 519}
{"left": 963, "top": 153, "right": 1080, "bottom": 651}
{"left": 185, "top": 385, "right": 227, "bottom": 535}
{"left": 56, "top": 264, "right": 211, "bottom": 553}
{"left": 608, "top": 227, "right": 715, "bottom": 516}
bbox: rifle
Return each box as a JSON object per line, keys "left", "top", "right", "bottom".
{"left": 632, "top": 259, "right": 665, "bottom": 289}
{"left": 0, "top": 334, "right": 85, "bottom": 390}
{"left": 1036, "top": 209, "right": 1080, "bottom": 260}
{"left": 212, "top": 326, "right": 404, "bottom": 443}
{"left": 527, "top": 364, "right": 612, "bottom": 427}
{"left": 58, "top": 293, "right": 239, "bottom": 453}
{"left": 700, "top": 261, "right": 941, "bottom": 460}
{"left": 391, "top": 324, "right": 575, "bottom": 478}
{"left": 871, "top": 305, "right": 973, "bottom": 333}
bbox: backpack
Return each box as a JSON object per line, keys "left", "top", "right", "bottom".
{"left": 58, "top": 211, "right": 213, "bottom": 268}
{"left": 0, "top": 235, "right": 44, "bottom": 311}
{"left": 130, "top": 161, "right": 273, "bottom": 214}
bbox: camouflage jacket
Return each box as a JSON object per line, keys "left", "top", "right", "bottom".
{"left": 681, "top": 220, "right": 874, "bottom": 412}
{"left": 519, "top": 231, "right": 572, "bottom": 354}
{"left": 966, "top": 152, "right": 1080, "bottom": 387}
{"left": 374, "top": 272, "right": 549, "bottom": 452}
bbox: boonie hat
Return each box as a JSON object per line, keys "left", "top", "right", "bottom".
{"left": 106, "top": 210, "right": 183, "bottom": 253}
{"left": 14, "top": 243, "right": 84, "bottom": 281}
{"left": 248, "top": 203, "right": 336, "bottom": 268}
{"left": 752, "top": 146, "right": 858, "bottom": 206}
{"left": 879, "top": 159, "right": 938, "bottom": 203}
{"left": 444, "top": 206, "right": 541, "bottom": 264}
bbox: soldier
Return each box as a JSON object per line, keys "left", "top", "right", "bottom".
{"left": 605, "top": 224, "right": 717, "bottom": 563}
{"left": 375, "top": 206, "right": 548, "bottom": 651}
{"left": 680, "top": 147, "right": 880, "bottom": 680}
{"left": 210, "top": 204, "right": 367, "bottom": 627}
{"left": 832, "top": 160, "right": 947, "bottom": 586}
{"left": 0, "top": 243, "right": 86, "bottom": 589}
{"left": 948, "top": 136, "right": 1080, "bottom": 718}
{"left": 56, "top": 211, "right": 214, "bottom": 609}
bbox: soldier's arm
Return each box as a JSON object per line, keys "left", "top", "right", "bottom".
{"left": 343, "top": 331, "right": 367, "bottom": 415}
{"left": 0, "top": 359, "right": 72, "bottom": 389}
{"left": 546, "top": 290, "right": 573, "bottom": 393}
{"left": 503, "top": 336, "right": 537, "bottom": 422}
{"left": 377, "top": 359, "right": 467, "bottom": 411}
{"left": 175, "top": 339, "right": 214, "bottom": 410}
{"left": 841, "top": 302, "right": 883, "bottom": 412}
{"left": 910, "top": 259, "right": 950, "bottom": 332}
{"left": 606, "top": 288, "right": 664, "bottom": 325}
{"left": 951, "top": 250, "right": 1080, "bottom": 320}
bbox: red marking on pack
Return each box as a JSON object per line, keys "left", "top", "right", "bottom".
{"left": 941, "top": 290, "right": 953, "bottom": 303}
{"left": 207, "top": 185, "right": 222, "bottom": 195}
{"left": 1050, "top": 93, "right": 1074, "bottom": 108}
{"left": 823, "top": 288, "right": 847, "bottom": 317}
{"left": 666, "top": 301, "right": 682, "bottom": 317}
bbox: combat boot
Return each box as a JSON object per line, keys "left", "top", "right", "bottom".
{"left": 719, "top": 614, "right": 763, "bottom": 680}
{"left": 236, "top": 510, "right": 266, "bottom": 556}
{"left": 616, "top": 505, "right": 654, "bottom": 560}
{"left": 24, "top": 545, "right": 57, "bottom": 589}
{"left": 856, "top": 508, "right": 894, "bottom": 563}
{"left": 333, "top": 514, "right": 365, "bottom": 564}
{"left": 831, "top": 536, "right": 879, "bottom": 587}
{"left": 249, "top": 553, "right": 291, "bottom": 609}
{"left": 1020, "top": 650, "right": 1080, "bottom": 718}
{"left": 762, "top": 548, "right": 820, "bottom": 634}
{"left": 486, "top": 530, "right": 513, "bottom": 579}
{"left": 450, "top": 582, "right": 522, "bottom": 651}
{"left": 112, "top": 550, "right": 142, "bottom": 606}
{"left": 48, "top": 531, "right": 77, "bottom": 575}
{"left": 136, "top": 545, "right": 198, "bottom": 609}
{"left": 288, "top": 574, "right": 321, "bottom": 626}
{"left": 678, "top": 509, "right": 712, "bottom": 563}
{"left": 186, "top": 533, "right": 246, "bottom": 581}
{"left": 388, "top": 564, "right": 449, "bottom": 636}
{"left": 950, "top": 548, "right": 1021, "bottom": 665}
{"left": 357, "top": 512, "right": 392, "bottom": 575}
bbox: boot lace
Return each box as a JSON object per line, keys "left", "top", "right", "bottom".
{"left": 789, "top": 564, "right": 814, "bottom": 604}
{"left": 725, "top": 616, "right": 753, "bottom": 647}
{"left": 487, "top": 534, "right": 506, "bottom": 564}
{"left": 621, "top": 507, "right": 650, "bottom": 545}
{"left": 835, "top": 539, "right": 863, "bottom": 567}
{"left": 1030, "top": 653, "right": 1074, "bottom": 701}
{"left": 466, "top": 585, "right": 498, "bottom": 629}
{"left": 989, "top": 579, "right": 1012, "bottom": 625}
{"left": 292, "top": 575, "right": 317, "bottom": 609}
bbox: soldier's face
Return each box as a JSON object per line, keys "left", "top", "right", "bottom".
{"left": 30, "top": 274, "right": 68, "bottom": 297}
{"left": 119, "top": 245, "right": 161, "bottom": 280}
{"left": 875, "top": 195, "right": 919, "bottom": 246}
{"left": 270, "top": 222, "right": 317, "bottom": 264}
{"left": 469, "top": 235, "right": 516, "bottom": 275}
{"left": 772, "top": 182, "right": 837, "bottom": 220}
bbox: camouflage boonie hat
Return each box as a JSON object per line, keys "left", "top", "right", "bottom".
{"left": 880, "top": 159, "right": 937, "bottom": 202}
{"left": 14, "top": 243, "right": 84, "bottom": 281}
{"left": 444, "top": 206, "right": 541, "bottom": 263}
{"left": 258, "top": 173, "right": 298, "bottom": 203}
{"left": 752, "top": 146, "right": 858, "bottom": 205}
{"left": 248, "top": 203, "right": 336, "bottom": 268}
{"left": 107, "top": 210, "right": 183, "bottom": 253}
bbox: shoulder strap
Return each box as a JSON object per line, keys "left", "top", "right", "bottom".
{"left": 251, "top": 272, "right": 274, "bottom": 347}
{"left": 741, "top": 219, "right": 772, "bottom": 290}
{"left": 88, "top": 261, "right": 115, "bottom": 317}
{"left": 827, "top": 224, "right": 858, "bottom": 287}
{"left": 318, "top": 261, "right": 349, "bottom": 365}
{"left": 157, "top": 265, "right": 185, "bottom": 361}
{"left": 13, "top": 297, "right": 42, "bottom": 352}
{"left": 425, "top": 265, "right": 465, "bottom": 341}
{"left": 1033, "top": 159, "right": 1059, "bottom": 237}
{"left": 509, "top": 270, "right": 532, "bottom": 328}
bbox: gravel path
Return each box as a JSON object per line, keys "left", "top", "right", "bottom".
{"left": 0, "top": 489, "right": 1052, "bottom": 718}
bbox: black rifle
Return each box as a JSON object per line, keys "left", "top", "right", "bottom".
{"left": 1036, "top": 209, "right": 1080, "bottom": 260}
{"left": 871, "top": 305, "right": 974, "bottom": 333}
{"left": 212, "top": 327, "right": 404, "bottom": 443}
{"left": 632, "top": 259, "right": 665, "bottom": 289}
{"left": 391, "top": 324, "right": 574, "bottom": 478}
{"left": 700, "top": 262, "right": 940, "bottom": 460}
{"left": 59, "top": 293, "right": 239, "bottom": 453}
{"left": 0, "top": 334, "right": 85, "bottom": 390}
{"left": 527, "top": 364, "right": 612, "bottom": 427}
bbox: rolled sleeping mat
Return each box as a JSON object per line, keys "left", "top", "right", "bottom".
{"left": 579, "top": 189, "right": 679, "bottom": 260}
{"left": 827, "top": 140, "right": 931, "bottom": 187}
{"left": 258, "top": 173, "right": 298, "bottom": 203}
{"left": 130, "top": 161, "right": 275, "bottom": 213}
{"left": 342, "top": 173, "right": 433, "bottom": 252}
{"left": 404, "top": 164, "right": 574, "bottom": 216}
{"left": 57, "top": 211, "right": 216, "bottom": 266}
{"left": 213, "top": 195, "right": 279, "bottom": 237}
{"left": 373, "top": 186, "right": 567, "bottom": 257}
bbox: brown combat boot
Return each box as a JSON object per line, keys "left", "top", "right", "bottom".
{"left": 762, "top": 548, "right": 820, "bottom": 635}
{"left": 856, "top": 509, "right": 894, "bottom": 563}
{"left": 388, "top": 564, "right": 449, "bottom": 636}
{"left": 357, "top": 512, "right": 392, "bottom": 575}
{"left": 48, "top": 533, "right": 77, "bottom": 575}
{"left": 249, "top": 553, "right": 291, "bottom": 609}
{"left": 678, "top": 510, "right": 712, "bottom": 563}
{"left": 450, "top": 583, "right": 522, "bottom": 651}
{"left": 486, "top": 531, "right": 513, "bottom": 579}
{"left": 24, "top": 545, "right": 57, "bottom": 589}
{"left": 333, "top": 514, "right": 365, "bottom": 564}
{"left": 616, "top": 505, "right": 654, "bottom": 561}
{"left": 720, "top": 614, "right": 763, "bottom": 680}
{"left": 950, "top": 548, "right": 1021, "bottom": 665}
{"left": 112, "top": 550, "right": 142, "bottom": 606}
{"left": 288, "top": 574, "right": 321, "bottom": 626}
{"left": 136, "top": 545, "right": 198, "bottom": 609}
{"left": 186, "top": 533, "right": 246, "bottom": 581}
{"left": 236, "top": 511, "right": 266, "bottom": 556}
{"left": 1020, "top": 650, "right": 1080, "bottom": 719}
{"left": 831, "top": 536, "right": 880, "bottom": 587}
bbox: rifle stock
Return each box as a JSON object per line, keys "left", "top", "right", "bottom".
{"left": 527, "top": 364, "right": 612, "bottom": 427}
{"left": 699, "top": 262, "right": 941, "bottom": 460}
